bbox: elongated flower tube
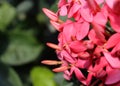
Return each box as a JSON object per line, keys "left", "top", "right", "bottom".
{"left": 52, "top": 66, "right": 69, "bottom": 72}
{"left": 42, "top": 8, "right": 58, "bottom": 21}
{"left": 41, "top": 60, "right": 62, "bottom": 65}
{"left": 50, "top": 20, "right": 61, "bottom": 31}
{"left": 46, "top": 42, "right": 61, "bottom": 51}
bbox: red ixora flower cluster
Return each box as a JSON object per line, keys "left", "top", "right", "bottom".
{"left": 42, "top": 0, "right": 120, "bottom": 85}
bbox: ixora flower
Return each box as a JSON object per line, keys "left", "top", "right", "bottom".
{"left": 42, "top": 0, "right": 120, "bottom": 85}
{"left": 105, "top": 0, "right": 120, "bottom": 32}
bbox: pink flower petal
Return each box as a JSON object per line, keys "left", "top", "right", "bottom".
{"left": 105, "top": 69, "right": 120, "bottom": 84}
{"left": 63, "top": 21, "right": 76, "bottom": 42}
{"left": 88, "top": 29, "right": 103, "bottom": 45}
{"left": 63, "top": 70, "right": 71, "bottom": 80}
{"left": 93, "top": 12, "right": 107, "bottom": 26}
{"left": 68, "top": 3, "right": 81, "bottom": 18}
{"left": 78, "top": 52, "right": 90, "bottom": 59}
{"left": 109, "top": 13, "right": 120, "bottom": 32}
{"left": 94, "top": 46, "right": 103, "bottom": 56}
{"left": 103, "top": 52, "right": 120, "bottom": 68}
{"left": 87, "top": 0, "right": 100, "bottom": 13}
{"left": 73, "top": 10, "right": 81, "bottom": 21}
{"left": 58, "top": 32, "right": 67, "bottom": 46}
{"left": 76, "top": 59, "right": 91, "bottom": 68}
{"left": 61, "top": 50, "right": 75, "bottom": 63}
{"left": 76, "top": 22, "right": 90, "bottom": 40}
{"left": 105, "top": 33, "right": 120, "bottom": 49}
{"left": 111, "top": 42, "right": 120, "bottom": 54}
{"left": 92, "top": 57, "right": 107, "bottom": 74}
{"left": 80, "top": 4, "right": 93, "bottom": 22}
{"left": 95, "top": 0, "right": 104, "bottom": 5}
{"left": 86, "top": 73, "right": 93, "bottom": 85}
{"left": 69, "top": 41, "right": 86, "bottom": 53}
{"left": 58, "top": 0, "right": 67, "bottom": 8}
{"left": 92, "top": 22, "right": 106, "bottom": 43}
{"left": 72, "top": 67, "right": 86, "bottom": 85}
{"left": 59, "top": 5, "right": 67, "bottom": 16}
{"left": 105, "top": 0, "right": 115, "bottom": 9}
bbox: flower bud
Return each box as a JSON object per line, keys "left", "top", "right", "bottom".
{"left": 42, "top": 8, "right": 58, "bottom": 21}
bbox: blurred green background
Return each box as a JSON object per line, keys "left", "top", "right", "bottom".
{"left": 0, "top": 0, "right": 76, "bottom": 86}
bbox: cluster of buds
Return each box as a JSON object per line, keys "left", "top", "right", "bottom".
{"left": 42, "top": 0, "right": 120, "bottom": 85}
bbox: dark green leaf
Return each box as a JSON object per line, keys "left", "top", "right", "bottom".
{"left": 0, "top": 29, "right": 44, "bottom": 65}
{"left": 0, "top": 3, "right": 16, "bottom": 31}
{"left": 54, "top": 73, "right": 73, "bottom": 86}
{"left": 50, "top": 0, "right": 58, "bottom": 12}
{"left": 0, "top": 63, "right": 23, "bottom": 86}
{"left": 17, "top": 1, "right": 33, "bottom": 13}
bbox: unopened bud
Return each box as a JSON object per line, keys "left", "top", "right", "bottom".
{"left": 47, "top": 42, "right": 61, "bottom": 50}
{"left": 50, "top": 20, "right": 60, "bottom": 31}
{"left": 41, "top": 60, "right": 62, "bottom": 65}
{"left": 42, "top": 8, "right": 58, "bottom": 21}
{"left": 52, "top": 66, "right": 68, "bottom": 72}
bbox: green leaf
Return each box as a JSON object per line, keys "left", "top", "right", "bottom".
{"left": 17, "top": 1, "right": 33, "bottom": 13}
{"left": 0, "top": 63, "right": 23, "bottom": 86}
{"left": 0, "top": 29, "right": 44, "bottom": 65}
{"left": 59, "top": 16, "right": 67, "bottom": 22}
{"left": 37, "top": 13, "right": 48, "bottom": 23}
{"left": 0, "top": 3, "right": 16, "bottom": 31}
{"left": 54, "top": 73, "right": 73, "bottom": 86}
{"left": 50, "top": 0, "right": 58, "bottom": 12}
{"left": 30, "top": 66, "right": 56, "bottom": 86}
